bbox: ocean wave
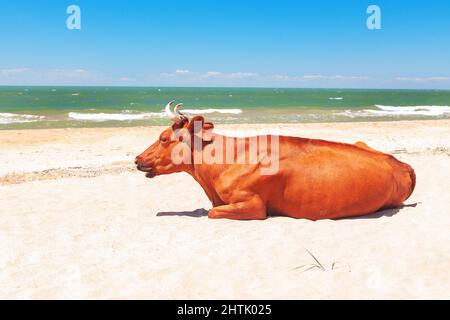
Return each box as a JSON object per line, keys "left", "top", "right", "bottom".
{"left": 337, "top": 105, "right": 450, "bottom": 118}
{"left": 182, "top": 109, "right": 243, "bottom": 115}
{"left": 329, "top": 97, "right": 344, "bottom": 100}
{"left": 67, "top": 108, "right": 243, "bottom": 121}
{"left": 0, "top": 113, "right": 45, "bottom": 124}
{"left": 371, "top": 105, "right": 450, "bottom": 116}
{"left": 68, "top": 111, "right": 166, "bottom": 121}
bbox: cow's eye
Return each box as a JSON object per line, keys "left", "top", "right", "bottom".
{"left": 160, "top": 136, "right": 169, "bottom": 143}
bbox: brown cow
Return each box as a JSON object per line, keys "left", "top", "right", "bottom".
{"left": 136, "top": 101, "right": 416, "bottom": 220}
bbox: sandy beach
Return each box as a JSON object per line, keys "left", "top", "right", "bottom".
{"left": 1, "top": 119, "right": 449, "bottom": 299}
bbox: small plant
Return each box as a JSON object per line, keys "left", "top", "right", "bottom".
{"left": 292, "top": 248, "right": 351, "bottom": 273}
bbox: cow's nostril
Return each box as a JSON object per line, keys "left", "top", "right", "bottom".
{"left": 135, "top": 156, "right": 144, "bottom": 165}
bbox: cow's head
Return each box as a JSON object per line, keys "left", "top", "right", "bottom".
{"left": 135, "top": 101, "right": 214, "bottom": 178}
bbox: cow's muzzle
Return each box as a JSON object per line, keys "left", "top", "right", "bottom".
{"left": 135, "top": 157, "right": 157, "bottom": 178}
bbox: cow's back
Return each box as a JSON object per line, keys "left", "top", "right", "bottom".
{"left": 263, "top": 137, "right": 414, "bottom": 219}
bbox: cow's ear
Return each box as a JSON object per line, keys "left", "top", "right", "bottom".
{"left": 187, "top": 116, "right": 215, "bottom": 143}
{"left": 187, "top": 116, "right": 215, "bottom": 133}
{"left": 203, "top": 121, "right": 214, "bottom": 131}
{"left": 188, "top": 116, "right": 205, "bottom": 134}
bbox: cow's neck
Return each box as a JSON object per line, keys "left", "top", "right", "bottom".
{"left": 182, "top": 134, "right": 227, "bottom": 206}
{"left": 183, "top": 160, "right": 224, "bottom": 207}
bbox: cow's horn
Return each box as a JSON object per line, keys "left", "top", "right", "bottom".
{"left": 174, "top": 103, "right": 184, "bottom": 118}
{"left": 165, "top": 101, "right": 178, "bottom": 120}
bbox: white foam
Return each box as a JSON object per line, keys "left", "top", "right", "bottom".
{"left": 68, "top": 109, "right": 243, "bottom": 121}
{"left": 68, "top": 111, "right": 166, "bottom": 122}
{"left": 0, "top": 113, "right": 45, "bottom": 124}
{"left": 337, "top": 105, "right": 450, "bottom": 118}
{"left": 335, "top": 110, "right": 370, "bottom": 119}
{"left": 329, "top": 97, "right": 344, "bottom": 100}
{"left": 215, "top": 129, "right": 283, "bottom": 137}
{"left": 183, "top": 108, "right": 243, "bottom": 115}
{"left": 371, "top": 105, "right": 450, "bottom": 116}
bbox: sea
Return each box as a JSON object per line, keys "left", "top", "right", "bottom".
{"left": 1, "top": 86, "right": 450, "bottom": 130}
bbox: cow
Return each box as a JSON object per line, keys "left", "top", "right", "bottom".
{"left": 135, "top": 101, "right": 416, "bottom": 221}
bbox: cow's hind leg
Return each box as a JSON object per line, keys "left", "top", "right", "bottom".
{"left": 208, "top": 194, "right": 266, "bottom": 220}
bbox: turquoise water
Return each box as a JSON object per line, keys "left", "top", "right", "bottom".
{"left": 1, "top": 86, "right": 450, "bottom": 129}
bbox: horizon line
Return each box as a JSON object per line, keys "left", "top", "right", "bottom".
{"left": 0, "top": 85, "right": 449, "bottom": 91}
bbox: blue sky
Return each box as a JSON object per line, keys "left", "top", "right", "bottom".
{"left": 1, "top": 0, "right": 449, "bottom": 88}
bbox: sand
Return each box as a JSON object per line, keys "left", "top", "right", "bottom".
{"left": 0, "top": 120, "right": 449, "bottom": 299}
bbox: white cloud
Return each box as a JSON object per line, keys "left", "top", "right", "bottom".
{"left": 0, "top": 68, "right": 31, "bottom": 77}
{"left": 396, "top": 76, "right": 450, "bottom": 83}
{"left": 204, "top": 71, "right": 223, "bottom": 77}
{"left": 160, "top": 70, "right": 192, "bottom": 77}
{"left": 4, "top": 67, "right": 447, "bottom": 88}
{"left": 119, "top": 77, "right": 136, "bottom": 82}
{"left": 159, "top": 72, "right": 175, "bottom": 78}
{"left": 228, "top": 72, "right": 259, "bottom": 79}
{"left": 303, "top": 74, "right": 371, "bottom": 80}
{"left": 272, "top": 74, "right": 294, "bottom": 81}
{"left": 162, "top": 70, "right": 259, "bottom": 79}
{"left": 159, "top": 70, "right": 260, "bottom": 83}
{"left": 152, "top": 70, "right": 376, "bottom": 87}
{"left": 175, "top": 69, "right": 191, "bottom": 74}
{"left": 303, "top": 75, "right": 325, "bottom": 80}
{"left": 0, "top": 68, "right": 134, "bottom": 85}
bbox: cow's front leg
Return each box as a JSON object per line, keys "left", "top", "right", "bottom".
{"left": 208, "top": 194, "right": 266, "bottom": 220}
